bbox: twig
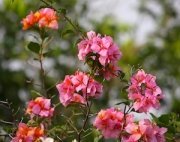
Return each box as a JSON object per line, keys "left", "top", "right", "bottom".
{"left": 39, "top": 33, "right": 47, "bottom": 97}
{"left": 63, "top": 15, "right": 85, "bottom": 39}
{"left": 40, "top": 0, "right": 50, "bottom": 6}
{"left": 61, "top": 115, "right": 79, "bottom": 134}
{"left": 77, "top": 78, "right": 92, "bottom": 142}
{"left": 57, "top": 136, "right": 63, "bottom": 142}
{"left": 0, "top": 120, "right": 14, "bottom": 125}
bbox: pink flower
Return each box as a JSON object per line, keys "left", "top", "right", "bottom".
{"left": 11, "top": 123, "right": 44, "bottom": 142}
{"left": 38, "top": 8, "right": 58, "bottom": 29}
{"left": 26, "top": 97, "right": 54, "bottom": 118}
{"left": 93, "top": 108, "right": 133, "bottom": 139}
{"left": 56, "top": 71, "right": 103, "bottom": 107}
{"left": 77, "top": 31, "right": 122, "bottom": 80}
{"left": 21, "top": 11, "right": 40, "bottom": 30}
{"left": 122, "top": 119, "right": 167, "bottom": 142}
{"left": 21, "top": 8, "right": 58, "bottom": 30}
{"left": 127, "top": 69, "right": 163, "bottom": 112}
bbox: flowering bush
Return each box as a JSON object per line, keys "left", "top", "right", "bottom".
{"left": 1, "top": 1, "right": 180, "bottom": 142}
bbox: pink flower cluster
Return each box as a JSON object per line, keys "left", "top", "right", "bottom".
{"left": 11, "top": 123, "right": 44, "bottom": 142}
{"left": 56, "top": 71, "right": 103, "bottom": 107}
{"left": 93, "top": 108, "right": 133, "bottom": 139}
{"left": 93, "top": 108, "right": 167, "bottom": 142}
{"left": 26, "top": 97, "right": 54, "bottom": 118}
{"left": 122, "top": 119, "right": 167, "bottom": 142}
{"left": 128, "top": 69, "right": 163, "bottom": 112}
{"left": 77, "top": 31, "right": 122, "bottom": 80}
{"left": 21, "top": 8, "right": 58, "bottom": 30}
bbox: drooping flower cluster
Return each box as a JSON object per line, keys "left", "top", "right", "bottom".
{"left": 56, "top": 71, "right": 103, "bottom": 107}
{"left": 77, "top": 31, "right": 122, "bottom": 80}
{"left": 127, "top": 69, "right": 163, "bottom": 112}
{"left": 21, "top": 8, "right": 58, "bottom": 30}
{"left": 93, "top": 108, "right": 133, "bottom": 139}
{"left": 26, "top": 97, "right": 54, "bottom": 118}
{"left": 11, "top": 123, "right": 44, "bottom": 142}
{"left": 122, "top": 119, "right": 167, "bottom": 142}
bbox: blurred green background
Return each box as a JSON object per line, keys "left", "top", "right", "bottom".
{"left": 0, "top": 0, "right": 180, "bottom": 141}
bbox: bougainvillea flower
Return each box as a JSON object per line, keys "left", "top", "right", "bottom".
{"left": 93, "top": 108, "right": 134, "bottom": 139}
{"left": 21, "top": 8, "right": 58, "bottom": 30}
{"left": 26, "top": 97, "right": 54, "bottom": 118}
{"left": 38, "top": 8, "right": 58, "bottom": 29}
{"left": 56, "top": 71, "right": 103, "bottom": 107}
{"left": 122, "top": 119, "right": 167, "bottom": 142}
{"left": 11, "top": 123, "right": 44, "bottom": 142}
{"left": 127, "top": 69, "right": 163, "bottom": 112}
{"left": 21, "top": 11, "right": 40, "bottom": 30}
{"left": 77, "top": 31, "right": 122, "bottom": 80}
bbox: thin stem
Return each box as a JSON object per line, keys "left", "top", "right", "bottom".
{"left": 40, "top": 0, "right": 49, "bottom": 6}
{"left": 0, "top": 100, "right": 16, "bottom": 124}
{"left": 57, "top": 136, "right": 63, "bottom": 142}
{"left": 77, "top": 101, "right": 92, "bottom": 142}
{"left": 77, "top": 78, "right": 91, "bottom": 142}
{"left": 62, "top": 15, "right": 85, "bottom": 39}
{"left": 119, "top": 105, "right": 127, "bottom": 141}
{"left": 0, "top": 120, "right": 14, "bottom": 125}
{"left": 61, "top": 115, "right": 79, "bottom": 134}
{"left": 39, "top": 36, "right": 47, "bottom": 97}
{"left": 0, "top": 101, "right": 9, "bottom": 105}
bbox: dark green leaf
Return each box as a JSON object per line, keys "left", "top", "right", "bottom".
{"left": 27, "top": 42, "right": 40, "bottom": 54}
{"left": 62, "top": 29, "right": 74, "bottom": 37}
{"left": 59, "top": 8, "right": 66, "bottom": 15}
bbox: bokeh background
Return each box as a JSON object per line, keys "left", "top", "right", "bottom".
{"left": 0, "top": 0, "right": 180, "bottom": 141}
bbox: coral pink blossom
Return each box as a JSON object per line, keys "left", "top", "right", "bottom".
{"left": 26, "top": 97, "right": 54, "bottom": 118}
{"left": 127, "top": 69, "right": 163, "bottom": 112}
{"left": 21, "top": 11, "right": 40, "bottom": 30}
{"left": 21, "top": 8, "right": 58, "bottom": 30}
{"left": 93, "top": 108, "right": 133, "bottom": 139}
{"left": 122, "top": 119, "right": 167, "bottom": 142}
{"left": 38, "top": 8, "right": 58, "bottom": 29}
{"left": 56, "top": 71, "right": 103, "bottom": 107}
{"left": 11, "top": 123, "right": 44, "bottom": 142}
{"left": 77, "top": 31, "right": 122, "bottom": 80}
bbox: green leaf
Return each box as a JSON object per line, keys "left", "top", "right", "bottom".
{"left": 27, "top": 42, "right": 40, "bottom": 54}
{"left": 159, "top": 114, "right": 171, "bottom": 124}
{"left": 119, "top": 70, "right": 125, "bottom": 79}
{"left": 62, "top": 29, "right": 74, "bottom": 37}
{"left": 31, "top": 90, "right": 42, "bottom": 98}
{"left": 59, "top": 8, "right": 66, "bottom": 15}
